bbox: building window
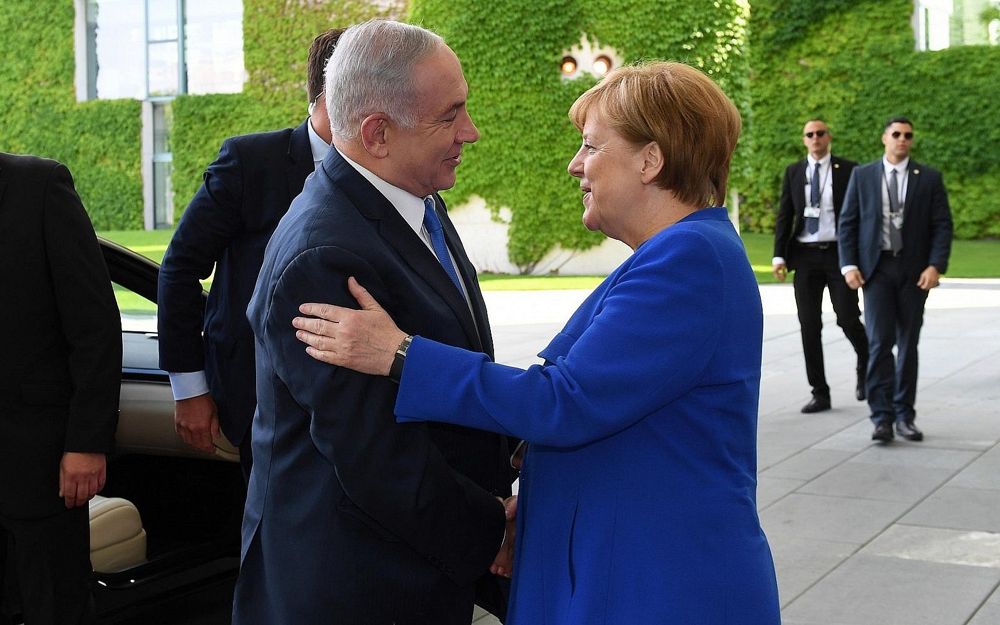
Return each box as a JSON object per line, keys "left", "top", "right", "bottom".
{"left": 915, "top": 0, "right": 1000, "bottom": 50}
{"left": 151, "top": 102, "right": 174, "bottom": 228}
{"left": 76, "top": 0, "right": 244, "bottom": 228}
{"left": 80, "top": 0, "right": 244, "bottom": 100}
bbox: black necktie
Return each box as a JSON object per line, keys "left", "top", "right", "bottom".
{"left": 806, "top": 162, "right": 820, "bottom": 234}
{"left": 887, "top": 169, "right": 903, "bottom": 254}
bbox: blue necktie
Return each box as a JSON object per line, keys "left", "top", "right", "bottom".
{"left": 806, "top": 162, "right": 820, "bottom": 234}
{"left": 422, "top": 197, "right": 464, "bottom": 293}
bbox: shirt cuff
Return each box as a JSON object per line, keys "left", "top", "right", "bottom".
{"left": 168, "top": 371, "right": 210, "bottom": 401}
{"left": 840, "top": 264, "right": 859, "bottom": 276}
{"left": 772, "top": 257, "right": 785, "bottom": 267}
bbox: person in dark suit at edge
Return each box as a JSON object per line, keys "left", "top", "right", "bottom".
{"left": 838, "top": 116, "right": 953, "bottom": 443}
{"left": 0, "top": 153, "right": 121, "bottom": 624}
{"left": 773, "top": 119, "right": 868, "bottom": 413}
{"left": 156, "top": 29, "right": 344, "bottom": 479}
{"left": 232, "top": 20, "right": 514, "bottom": 625}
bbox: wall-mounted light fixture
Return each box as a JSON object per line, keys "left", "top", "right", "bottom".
{"left": 592, "top": 55, "right": 612, "bottom": 76}
{"left": 559, "top": 36, "right": 621, "bottom": 81}
{"left": 561, "top": 56, "right": 578, "bottom": 76}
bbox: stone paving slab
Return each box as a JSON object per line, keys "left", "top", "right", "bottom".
{"left": 902, "top": 486, "right": 1000, "bottom": 533}
{"left": 861, "top": 525, "right": 1000, "bottom": 569}
{"left": 967, "top": 587, "right": 1000, "bottom": 625}
{"left": 781, "top": 554, "right": 1000, "bottom": 625}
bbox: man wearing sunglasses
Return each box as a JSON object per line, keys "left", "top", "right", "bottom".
{"left": 773, "top": 119, "right": 868, "bottom": 414}
{"left": 838, "top": 116, "right": 953, "bottom": 443}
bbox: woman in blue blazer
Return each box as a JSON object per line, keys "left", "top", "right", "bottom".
{"left": 293, "top": 61, "right": 780, "bottom": 625}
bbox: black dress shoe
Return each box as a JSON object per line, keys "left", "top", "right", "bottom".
{"left": 895, "top": 421, "right": 924, "bottom": 441}
{"left": 801, "top": 396, "right": 831, "bottom": 414}
{"left": 872, "top": 422, "right": 894, "bottom": 442}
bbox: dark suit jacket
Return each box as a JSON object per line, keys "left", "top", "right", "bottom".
{"left": 234, "top": 147, "right": 511, "bottom": 624}
{"left": 157, "top": 120, "right": 313, "bottom": 445}
{"left": 0, "top": 153, "right": 121, "bottom": 519}
{"left": 838, "top": 159, "right": 952, "bottom": 280}
{"left": 773, "top": 155, "right": 856, "bottom": 269}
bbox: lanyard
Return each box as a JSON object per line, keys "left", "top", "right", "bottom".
{"left": 806, "top": 161, "right": 829, "bottom": 208}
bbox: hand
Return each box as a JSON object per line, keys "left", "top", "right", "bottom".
{"left": 844, "top": 269, "right": 865, "bottom": 290}
{"left": 772, "top": 263, "right": 787, "bottom": 282}
{"left": 60, "top": 452, "right": 106, "bottom": 508}
{"left": 174, "top": 393, "right": 220, "bottom": 453}
{"left": 917, "top": 265, "right": 941, "bottom": 290}
{"left": 490, "top": 496, "right": 518, "bottom": 578}
{"left": 294, "top": 277, "right": 407, "bottom": 376}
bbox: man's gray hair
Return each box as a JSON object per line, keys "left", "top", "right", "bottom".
{"left": 324, "top": 20, "right": 444, "bottom": 140}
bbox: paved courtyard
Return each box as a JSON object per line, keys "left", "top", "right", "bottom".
{"left": 474, "top": 278, "right": 1000, "bottom": 625}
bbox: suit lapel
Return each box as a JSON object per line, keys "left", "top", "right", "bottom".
{"left": 286, "top": 120, "right": 315, "bottom": 204}
{"left": 831, "top": 156, "right": 847, "bottom": 217}
{"left": 322, "top": 150, "right": 483, "bottom": 351}
{"left": 437, "top": 196, "right": 493, "bottom": 356}
{"left": 903, "top": 160, "right": 921, "bottom": 213}
{"left": 792, "top": 160, "right": 807, "bottom": 213}
{"left": 0, "top": 161, "right": 7, "bottom": 214}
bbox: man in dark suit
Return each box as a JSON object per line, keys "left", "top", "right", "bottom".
{"left": 839, "top": 116, "right": 953, "bottom": 443}
{"left": 157, "top": 29, "right": 342, "bottom": 479}
{"left": 232, "top": 20, "right": 513, "bottom": 625}
{"left": 774, "top": 119, "right": 868, "bottom": 413}
{"left": 0, "top": 153, "right": 121, "bottom": 624}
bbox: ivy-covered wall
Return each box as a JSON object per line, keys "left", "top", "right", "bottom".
{"left": 0, "top": 1, "right": 142, "bottom": 229}
{"left": 745, "top": 0, "right": 1000, "bottom": 238}
{"left": 412, "top": 0, "right": 750, "bottom": 270}
{"left": 3, "top": 1, "right": 996, "bottom": 248}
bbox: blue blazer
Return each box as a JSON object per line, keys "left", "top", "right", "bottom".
{"left": 397, "top": 209, "right": 780, "bottom": 625}
{"left": 157, "top": 120, "right": 313, "bottom": 445}
{"left": 838, "top": 159, "right": 952, "bottom": 280}
{"left": 234, "top": 147, "right": 512, "bottom": 624}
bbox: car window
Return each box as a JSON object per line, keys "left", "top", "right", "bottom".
{"left": 114, "top": 280, "right": 157, "bottom": 334}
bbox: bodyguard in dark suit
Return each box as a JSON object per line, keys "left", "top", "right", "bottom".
{"left": 0, "top": 153, "right": 121, "bottom": 624}
{"left": 233, "top": 21, "right": 513, "bottom": 625}
{"left": 839, "top": 116, "right": 953, "bottom": 443}
{"left": 157, "top": 30, "right": 342, "bottom": 478}
{"left": 774, "top": 119, "right": 868, "bottom": 413}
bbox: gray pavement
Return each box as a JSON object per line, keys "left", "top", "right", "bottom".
{"left": 473, "top": 278, "right": 1000, "bottom": 624}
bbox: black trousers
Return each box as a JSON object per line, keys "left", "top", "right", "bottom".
{"left": 862, "top": 253, "right": 929, "bottom": 425}
{"left": 792, "top": 244, "right": 869, "bottom": 397}
{"left": 0, "top": 505, "right": 94, "bottom": 625}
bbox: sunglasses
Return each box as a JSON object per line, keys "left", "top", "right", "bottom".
{"left": 803, "top": 130, "right": 827, "bottom": 138}
{"left": 890, "top": 131, "right": 914, "bottom": 140}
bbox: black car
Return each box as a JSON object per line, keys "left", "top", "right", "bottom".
{"left": 93, "top": 238, "right": 242, "bottom": 624}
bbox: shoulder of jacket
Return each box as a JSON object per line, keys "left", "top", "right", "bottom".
{"left": 832, "top": 155, "right": 858, "bottom": 168}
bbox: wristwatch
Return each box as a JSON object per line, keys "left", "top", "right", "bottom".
{"left": 389, "top": 335, "right": 413, "bottom": 383}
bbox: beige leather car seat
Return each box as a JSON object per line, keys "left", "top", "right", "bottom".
{"left": 89, "top": 495, "right": 147, "bottom": 572}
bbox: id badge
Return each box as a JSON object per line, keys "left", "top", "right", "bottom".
{"left": 803, "top": 206, "right": 821, "bottom": 219}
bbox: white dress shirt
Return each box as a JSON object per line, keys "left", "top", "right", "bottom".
{"left": 880, "top": 156, "right": 909, "bottom": 251}
{"left": 335, "top": 147, "right": 471, "bottom": 306}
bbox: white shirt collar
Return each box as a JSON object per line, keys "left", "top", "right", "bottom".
{"left": 807, "top": 153, "right": 831, "bottom": 168}
{"left": 334, "top": 146, "right": 427, "bottom": 236}
{"left": 882, "top": 156, "right": 909, "bottom": 174}
{"left": 307, "top": 117, "right": 331, "bottom": 165}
